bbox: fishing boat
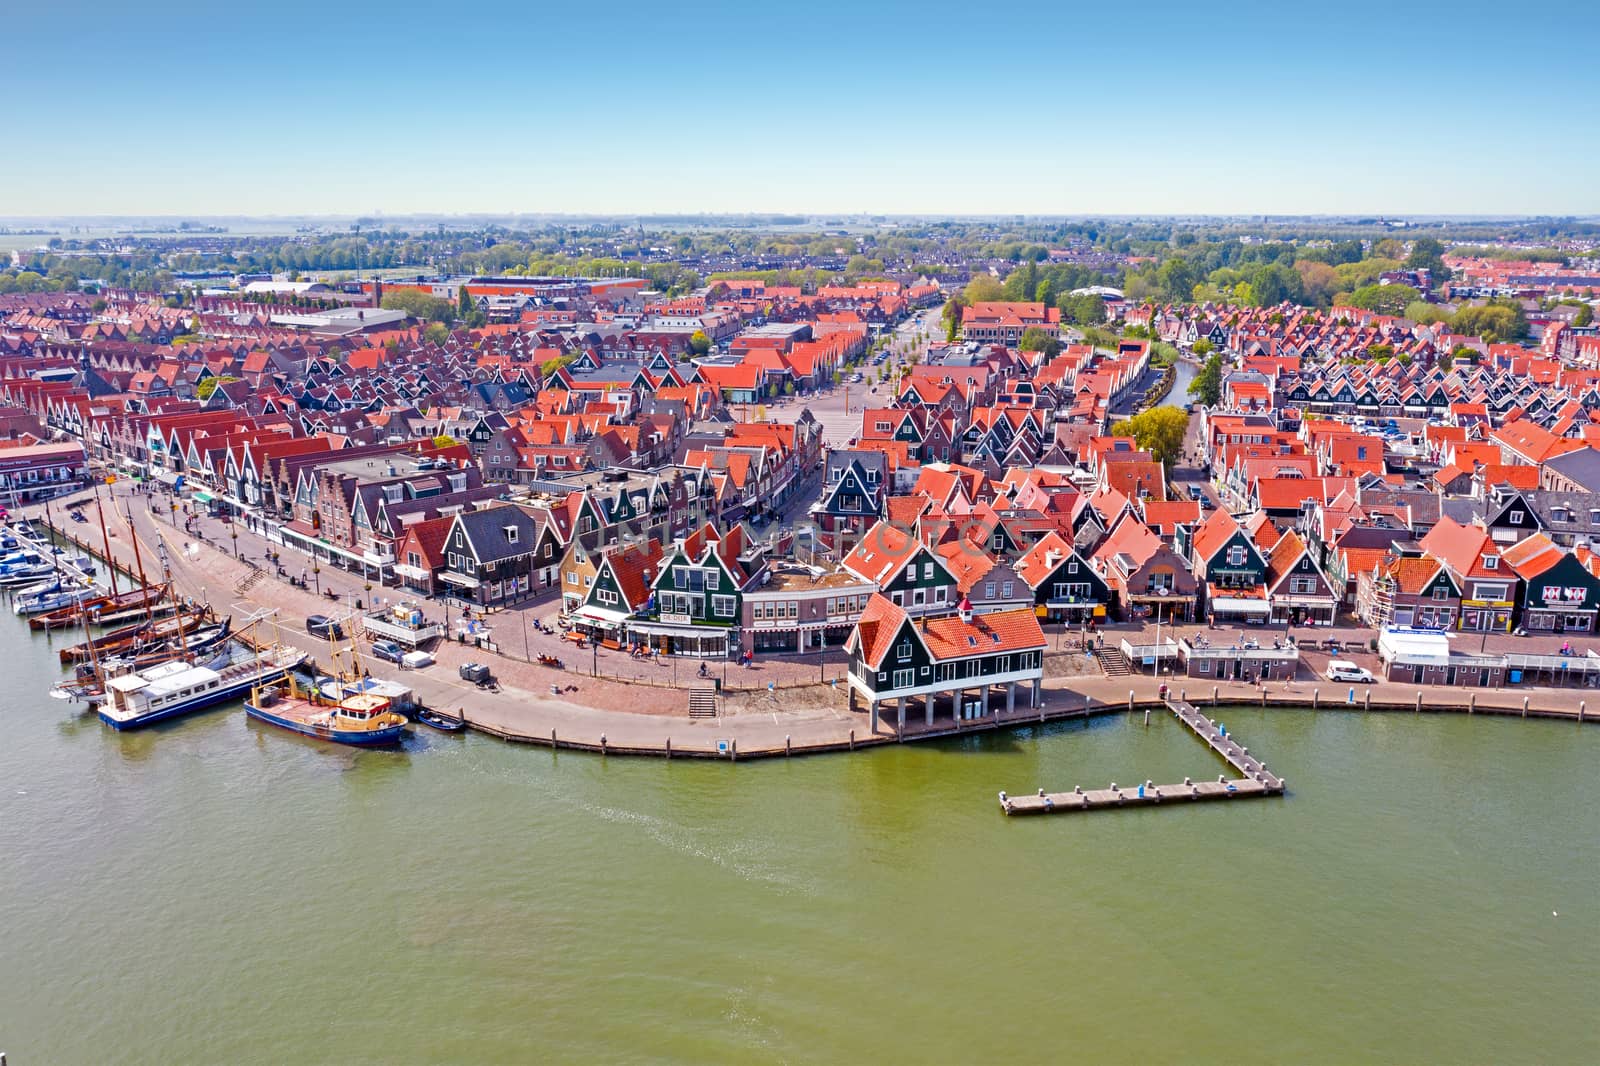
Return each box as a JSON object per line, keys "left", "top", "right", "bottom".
{"left": 30, "top": 583, "right": 171, "bottom": 630}
{"left": 414, "top": 707, "right": 466, "bottom": 733}
{"left": 244, "top": 673, "right": 408, "bottom": 746}
{"left": 58, "top": 607, "right": 210, "bottom": 663}
{"left": 94, "top": 640, "right": 308, "bottom": 730}
{"left": 14, "top": 583, "right": 101, "bottom": 616}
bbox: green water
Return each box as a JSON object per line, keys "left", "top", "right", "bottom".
{"left": 2, "top": 617, "right": 1597, "bottom": 1065}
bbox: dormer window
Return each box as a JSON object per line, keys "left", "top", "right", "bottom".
{"left": 1484, "top": 555, "right": 1498, "bottom": 570}
{"left": 504, "top": 525, "right": 519, "bottom": 544}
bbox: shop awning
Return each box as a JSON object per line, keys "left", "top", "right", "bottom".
{"left": 571, "top": 606, "right": 627, "bottom": 630}
{"left": 1379, "top": 626, "right": 1449, "bottom": 666}
{"left": 1210, "top": 597, "right": 1270, "bottom": 615}
{"left": 439, "top": 571, "right": 480, "bottom": 589}
{"left": 190, "top": 491, "right": 214, "bottom": 503}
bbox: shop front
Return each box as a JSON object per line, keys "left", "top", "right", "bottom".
{"left": 1459, "top": 600, "right": 1513, "bottom": 632}
{"left": 570, "top": 604, "right": 629, "bottom": 645}
{"left": 628, "top": 620, "right": 735, "bottom": 659}
{"left": 1204, "top": 583, "right": 1270, "bottom": 626}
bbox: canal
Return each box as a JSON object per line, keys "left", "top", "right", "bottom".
{"left": 1, "top": 613, "right": 1595, "bottom": 1063}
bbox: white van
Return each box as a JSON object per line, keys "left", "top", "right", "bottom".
{"left": 1326, "top": 659, "right": 1375, "bottom": 683}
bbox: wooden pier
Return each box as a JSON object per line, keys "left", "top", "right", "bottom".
{"left": 999, "top": 699, "right": 1284, "bottom": 816}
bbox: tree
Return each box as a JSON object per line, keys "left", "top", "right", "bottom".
{"left": 1247, "top": 262, "right": 1303, "bottom": 306}
{"left": 1347, "top": 283, "right": 1419, "bottom": 317}
{"left": 687, "top": 330, "right": 712, "bottom": 356}
{"left": 423, "top": 321, "right": 451, "bottom": 345}
{"left": 1111, "top": 406, "right": 1189, "bottom": 470}
{"left": 1154, "top": 258, "right": 1198, "bottom": 302}
{"left": 1018, "top": 327, "right": 1060, "bottom": 357}
{"left": 1451, "top": 299, "right": 1527, "bottom": 343}
{"left": 1192, "top": 338, "right": 1214, "bottom": 357}
{"left": 1576, "top": 304, "right": 1594, "bottom": 327}
{"left": 1404, "top": 237, "right": 1449, "bottom": 285}
{"left": 1189, "top": 353, "right": 1223, "bottom": 406}
{"left": 1404, "top": 301, "right": 1449, "bottom": 325}
{"left": 432, "top": 434, "right": 458, "bottom": 448}
{"left": 1057, "top": 291, "right": 1105, "bottom": 326}
{"left": 964, "top": 274, "right": 1004, "bottom": 303}
{"left": 380, "top": 289, "right": 456, "bottom": 323}
{"left": 196, "top": 375, "right": 238, "bottom": 400}
{"left": 1294, "top": 260, "right": 1340, "bottom": 307}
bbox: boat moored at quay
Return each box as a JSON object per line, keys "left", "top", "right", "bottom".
{"left": 244, "top": 673, "right": 409, "bottom": 746}
{"left": 95, "top": 641, "right": 308, "bottom": 730}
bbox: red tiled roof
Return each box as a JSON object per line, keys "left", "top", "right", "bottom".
{"left": 1500, "top": 533, "right": 1563, "bottom": 580}
{"left": 920, "top": 607, "right": 1046, "bottom": 661}
{"left": 851, "top": 593, "right": 908, "bottom": 669}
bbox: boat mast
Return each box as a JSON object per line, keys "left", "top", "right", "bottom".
{"left": 93, "top": 485, "right": 119, "bottom": 596}
{"left": 156, "top": 538, "right": 190, "bottom": 654}
{"left": 122, "top": 498, "right": 155, "bottom": 622}
{"left": 77, "top": 583, "right": 100, "bottom": 679}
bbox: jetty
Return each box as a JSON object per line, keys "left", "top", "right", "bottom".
{"left": 999, "top": 698, "right": 1284, "bottom": 815}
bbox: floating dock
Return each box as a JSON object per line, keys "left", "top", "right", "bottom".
{"left": 999, "top": 699, "right": 1284, "bottom": 816}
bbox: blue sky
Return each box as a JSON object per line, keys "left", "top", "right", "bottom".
{"left": 5, "top": 1, "right": 1596, "bottom": 217}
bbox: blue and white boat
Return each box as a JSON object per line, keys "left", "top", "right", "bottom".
{"left": 97, "top": 641, "right": 308, "bottom": 730}
{"left": 244, "top": 676, "right": 408, "bottom": 747}
{"left": 0, "top": 560, "right": 58, "bottom": 587}
{"left": 14, "top": 583, "right": 100, "bottom": 615}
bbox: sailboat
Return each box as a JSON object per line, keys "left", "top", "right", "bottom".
{"left": 30, "top": 583, "right": 172, "bottom": 630}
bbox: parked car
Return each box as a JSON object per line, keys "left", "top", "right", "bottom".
{"left": 306, "top": 615, "right": 344, "bottom": 640}
{"left": 370, "top": 640, "right": 405, "bottom": 664}
{"left": 1326, "top": 659, "right": 1376, "bottom": 683}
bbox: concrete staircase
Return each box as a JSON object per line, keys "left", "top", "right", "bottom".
{"left": 234, "top": 565, "right": 266, "bottom": 596}
{"left": 1097, "top": 646, "right": 1132, "bottom": 678}
{"left": 688, "top": 681, "right": 719, "bottom": 718}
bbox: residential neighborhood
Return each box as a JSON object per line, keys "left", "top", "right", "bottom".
{"left": 5, "top": 221, "right": 1600, "bottom": 713}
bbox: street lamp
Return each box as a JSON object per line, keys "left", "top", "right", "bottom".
{"left": 312, "top": 560, "right": 321, "bottom": 595}
{"left": 230, "top": 525, "right": 239, "bottom": 558}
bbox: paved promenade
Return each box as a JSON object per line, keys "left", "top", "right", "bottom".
{"left": 28, "top": 484, "right": 1600, "bottom": 761}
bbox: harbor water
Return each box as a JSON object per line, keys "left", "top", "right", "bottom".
{"left": 1, "top": 612, "right": 1596, "bottom": 1064}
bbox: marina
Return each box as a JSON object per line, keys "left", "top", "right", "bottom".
{"left": 0, "top": 494, "right": 1596, "bottom": 1063}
